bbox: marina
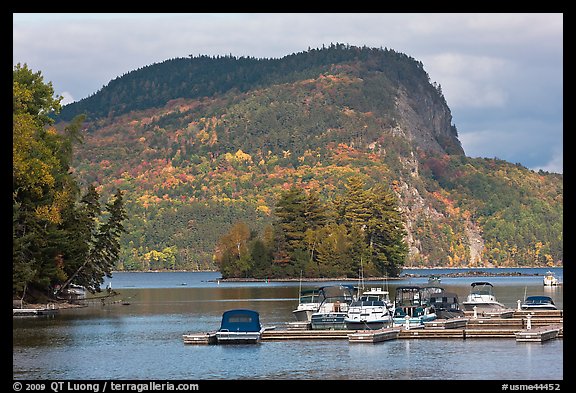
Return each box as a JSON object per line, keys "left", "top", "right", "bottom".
{"left": 261, "top": 310, "right": 563, "bottom": 341}
{"left": 13, "top": 268, "right": 564, "bottom": 380}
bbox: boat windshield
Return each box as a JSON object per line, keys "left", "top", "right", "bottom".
{"left": 299, "top": 290, "right": 321, "bottom": 303}
{"left": 351, "top": 299, "right": 386, "bottom": 307}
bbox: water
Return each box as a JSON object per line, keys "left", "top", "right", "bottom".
{"left": 13, "top": 268, "right": 564, "bottom": 381}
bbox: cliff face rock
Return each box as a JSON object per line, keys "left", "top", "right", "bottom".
{"left": 395, "top": 87, "right": 464, "bottom": 156}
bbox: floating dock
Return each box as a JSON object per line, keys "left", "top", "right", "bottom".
{"left": 348, "top": 327, "right": 401, "bottom": 343}
{"left": 182, "top": 332, "right": 217, "bottom": 345}
{"left": 13, "top": 306, "right": 59, "bottom": 316}
{"left": 515, "top": 325, "right": 563, "bottom": 343}
{"left": 183, "top": 310, "right": 563, "bottom": 344}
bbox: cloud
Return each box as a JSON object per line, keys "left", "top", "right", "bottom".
{"left": 59, "top": 91, "right": 76, "bottom": 106}
{"left": 458, "top": 118, "right": 563, "bottom": 174}
{"left": 13, "top": 13, "right": 562, "bottom": 173}
{"left": 422, "top": 53, "right": 510, "bottom": 109}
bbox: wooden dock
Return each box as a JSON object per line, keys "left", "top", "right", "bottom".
{"left": 182, "top": 332, "right": 217, "bottom": 345}
{"left": 259, "top": 310, "right": 563, "bottom": 342}
{"left": 13, "top": 306, "right": 59, "bottom": 316}
{"left": 348, "top": 327, "right": 401, "bottom": 343}
{"left": 515, "top": 325, "right": 563, "bottom": 343}
{"left": 424, "top": 318, "right": 468, "bottom": 329}
{"left": 183, "top": 310, "right": 563, "bottom": 344}
{"left": 262, "top": 329, "right": 356, "bottom": 340}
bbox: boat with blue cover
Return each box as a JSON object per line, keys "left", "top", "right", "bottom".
{"left": 215, "top": 309, "right": 265, "bottom": 344}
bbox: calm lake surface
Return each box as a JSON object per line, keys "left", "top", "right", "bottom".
{"left": 13, "top": 268, "right": 564, "bottom": 381}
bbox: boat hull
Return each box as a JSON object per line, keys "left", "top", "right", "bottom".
{"left": 521, "top": 305, "right": 558, "bottom": 311}
{"left": 292, "top": 308, "right": 317, "bottom": 322}
{"left": 310, "top": 312, "right": 348, "bottom": 330}
{"left": 345, "top": 320, "right": 390, "bottom": 330}
{"left": 393, "top": 314, "right": 437, "bottom": 328}
{"left": 215, "top": 331, "right": 262, "bottom": 344}
{"left": 462, "top": 302, "right": 507, "bottom": 312}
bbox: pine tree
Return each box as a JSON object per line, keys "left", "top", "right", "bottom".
{"left": 366, "top": 184, "right": 408, "bottom": 276}
{"left": 274, "top": 185, "right": 308, "bottom": 253}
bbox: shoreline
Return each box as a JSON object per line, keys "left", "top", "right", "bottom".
{"left": 217, "top": 269, "right": 557, "bottom": 283}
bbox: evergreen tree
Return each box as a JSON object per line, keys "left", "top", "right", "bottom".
{"left": 13, "top": 64, "right": 127, "bottom": 300}
{"left": 366, "top": 184, "right": 408, "bottom": 276}
{"left": 274, "top": 185, "right": 308, "bottom": 253}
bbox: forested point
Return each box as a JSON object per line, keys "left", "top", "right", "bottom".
{"left": 13, "top": 63, "right": 127, "bottom": 303}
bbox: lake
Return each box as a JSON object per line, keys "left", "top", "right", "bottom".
{"left": 13, "top": 268, "right": 564, "bottom": 384}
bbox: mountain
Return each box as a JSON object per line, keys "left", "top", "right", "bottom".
{"left": 56, "top": 44, "right": 563, "bottom": 272}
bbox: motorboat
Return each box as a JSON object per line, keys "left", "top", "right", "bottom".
{"left": 427, "top": 275, "right": 442, "bottom": 285}
{"left": 292, "top": 288, "right": 322, "bottom": 322}
{"left": 462, "top": 282, "right": 507, "bottom": 312}
{"left": 543, "top": 271, "right": 560, "bottom": 286}
{"left": 521, "top": 295, "right": 558, "bottom": 310}
{"left": 55, "top": 283, "right": 87, "bottom": 302}
{"left": 427, "top": 290, "right": 465, "bottom": 319}
{"left": 214, "top": 309, "right": 265, "bottom": 344}
{"left": 345, "top": 287, "right": 393, "bottom": 330}
{"left": 392, "top": 286, "right": 437, "bottom": 328}
{"left": 310, "top": 285, "right": 357, "bottom": 330}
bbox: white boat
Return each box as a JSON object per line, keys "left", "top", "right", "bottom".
{"left": 543, "top": 271, "right": 560, "bottom": 286}
{"left": 214, "top": 309, "right": 265, "bottom": 344}
{"left": 310, "top": 285, "right": 357, "bottom": 330}
{"left": 292, "top": 288, "right": 322, "bottom": 322}
{"left": 55, "top": 283, "right": 87, "bottom": 302}
{"left": 345, "top": 287, "right": 393, "bottom": 330}
{"left": 392, "top": 286, "right": 437, "bottom": 328}
{"left": 521, "top": 295, "right": 558, "bottom": 310}
{"left": 461, "top": 282, "right": 507, "bottom": 312}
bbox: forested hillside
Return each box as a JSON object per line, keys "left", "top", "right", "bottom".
{"left": 55, "top": 44, "right": 563, "bottom": 276}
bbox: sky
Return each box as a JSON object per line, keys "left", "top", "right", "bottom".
{"left": 12, "top": 13, "right": 563, "bottom": 173}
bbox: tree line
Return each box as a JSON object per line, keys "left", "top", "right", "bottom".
{"left": 13, "top": 64, "right": 127, "bottom": 303}
{"left": 214, "top": 176, "right": 408, "bottom": 279}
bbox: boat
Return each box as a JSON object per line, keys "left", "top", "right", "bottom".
{"left": 55, "top": 283, "right": 87, "bottom": 302}
{"left": 521, "top": 295, "right": 558, "bottom": 310}
{"left": 310, "top": 285, "right": 358, "bottom": 330}
{"left": 427, "top": 290, "right": 466, "bottom": 319}
{"left": 461, "top": 282, "right": 507, "bottom": 312}
{"left": 392, "top": 286, "right": 437, "bottom": 328}
{"left": 543, "top": 271, "right": 560, "bottom": 286}
{"left": 214, "top": 309, "right": 265, "bottom": 344}
{"left": 292, "top": 288, "right": 322, "bottom": 322}
{"left": 344, "top": 287, "right": 393, "bottom": 330}
{"left": 427, "top": 274, "right": 442, "bottom": 285}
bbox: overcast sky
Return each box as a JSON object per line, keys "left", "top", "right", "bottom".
{"left": 13, "top": 13, "right": 563, "bottom": 173}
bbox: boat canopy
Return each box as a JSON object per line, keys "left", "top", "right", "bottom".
{"left": 219, "top": 309, "right": 261, "bottom": 332}
{"left": 470, "top": 282, "right": 494, "bottom": 287}
{"left": 318, "top": 285, "right": 357, "bottom": 300}
{"left": 469, "top": 282, "right": 496, "bottom": 294}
